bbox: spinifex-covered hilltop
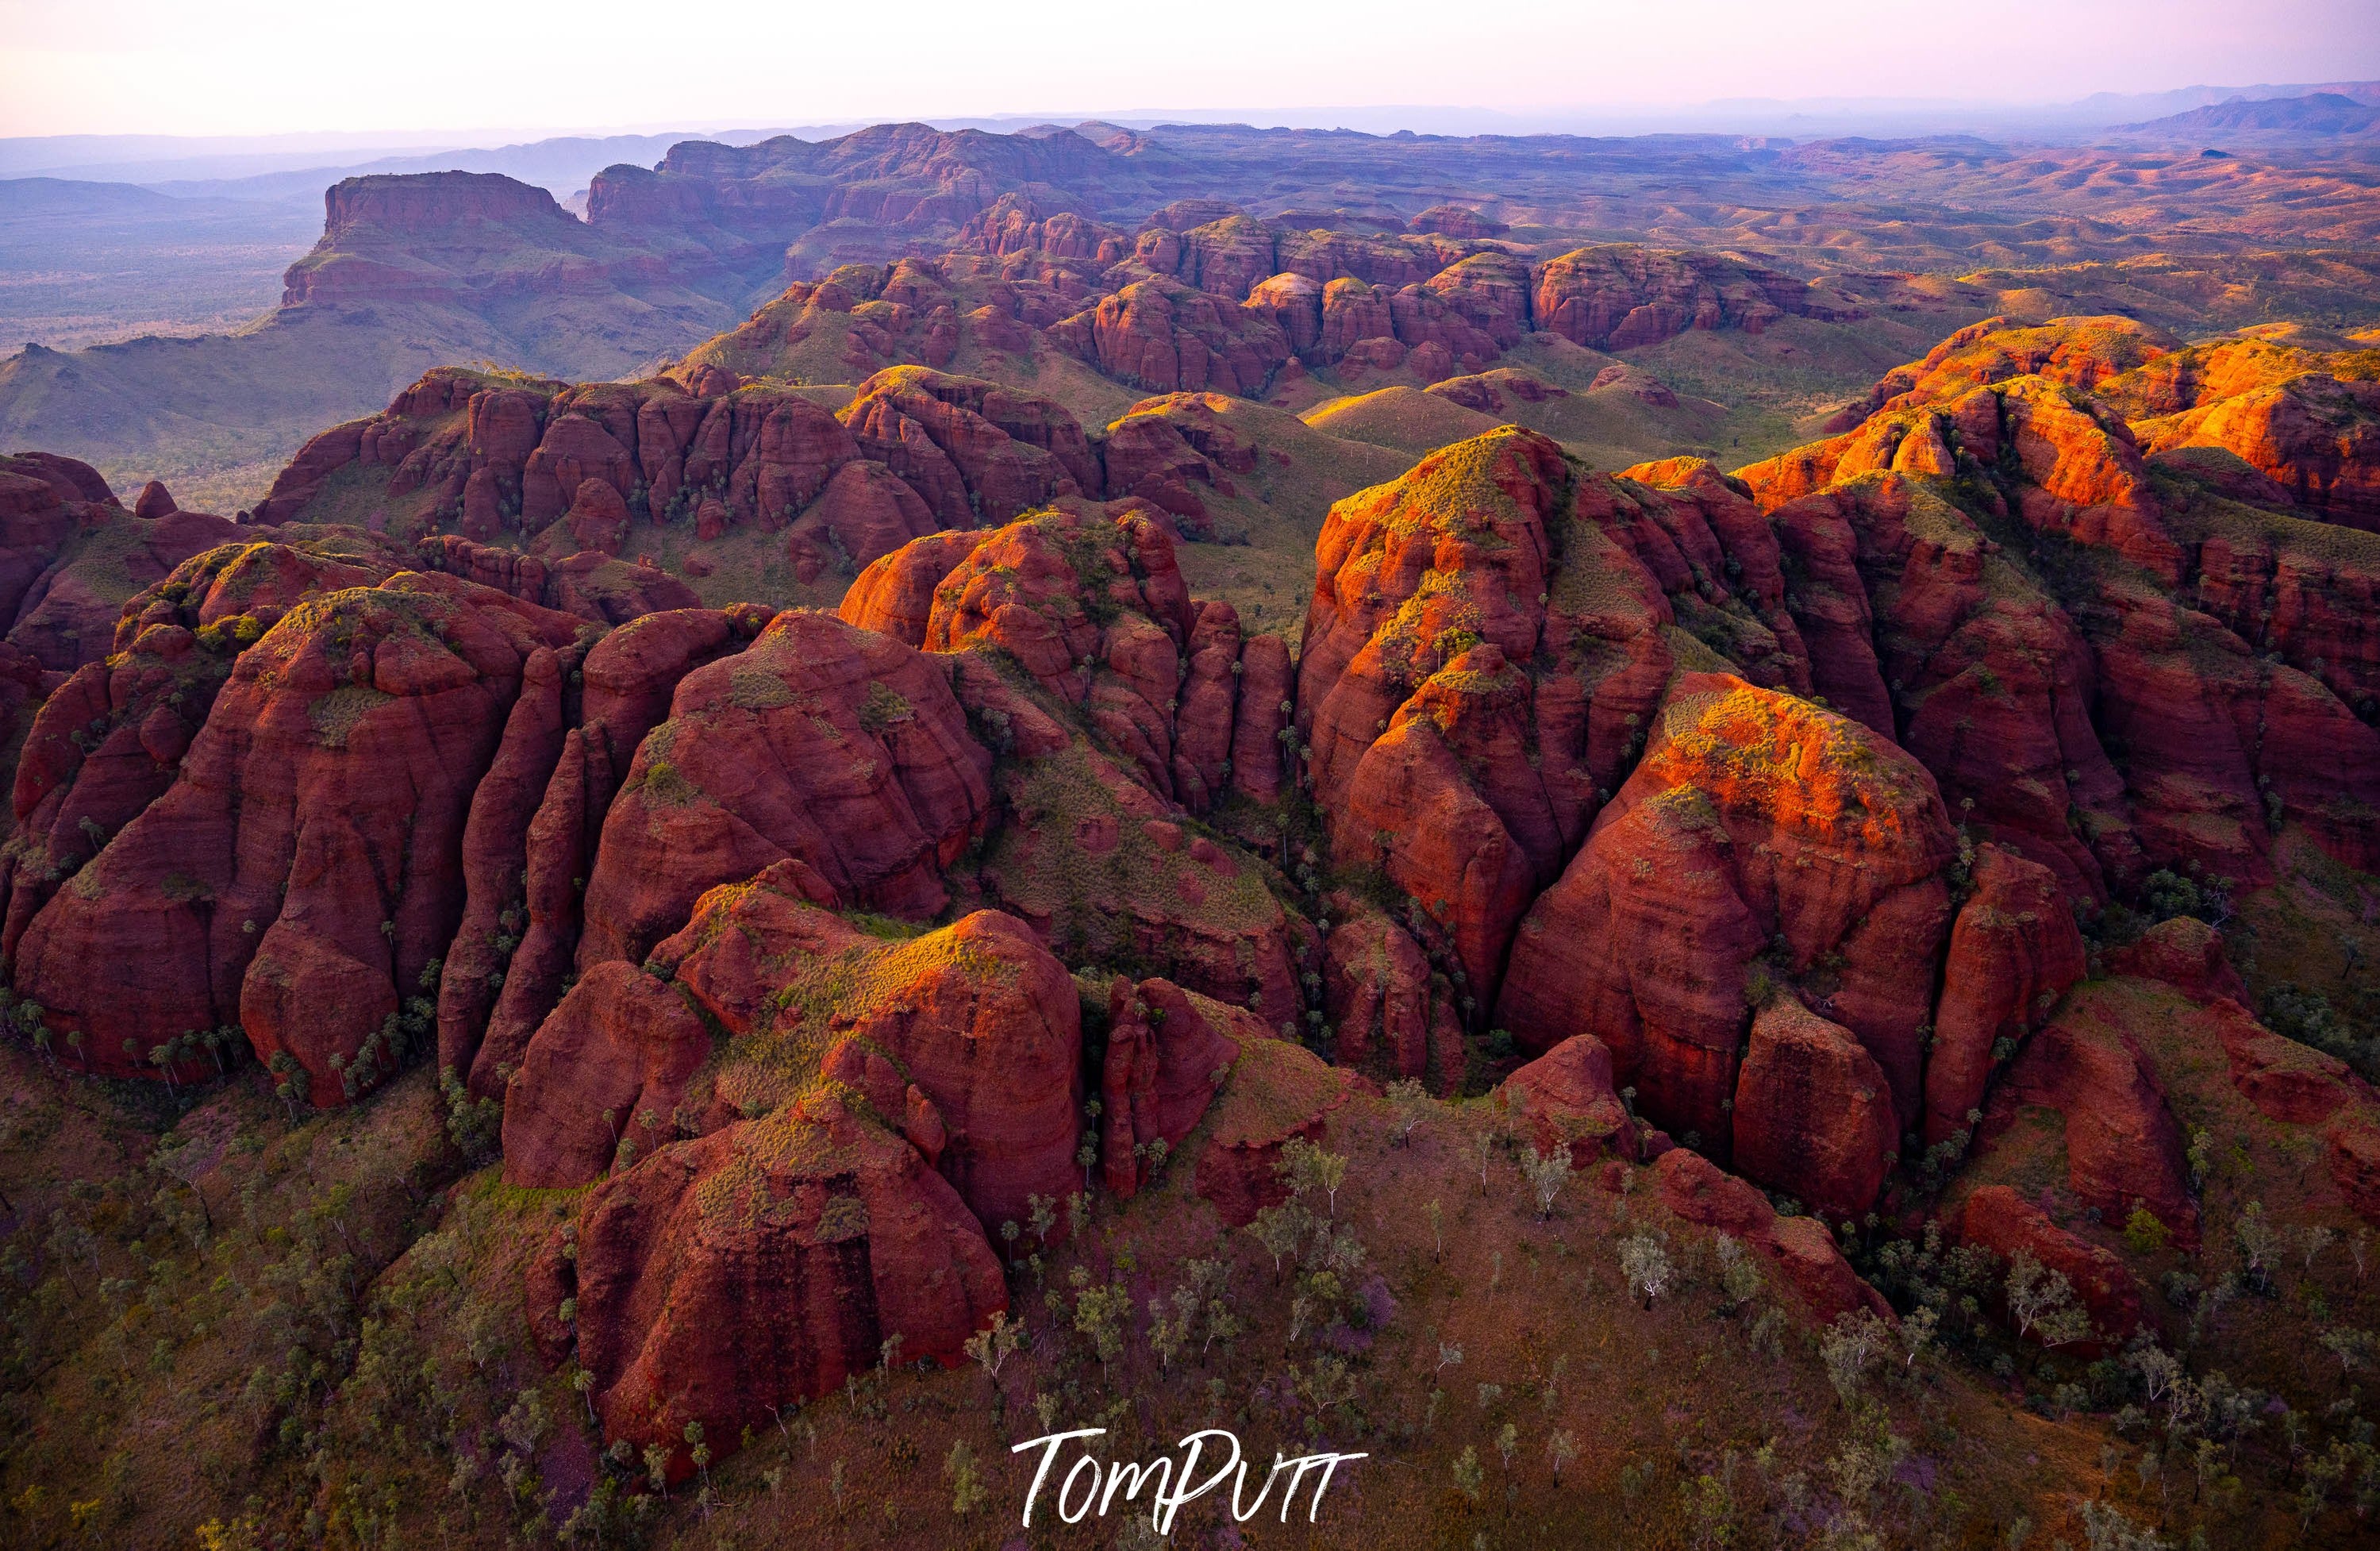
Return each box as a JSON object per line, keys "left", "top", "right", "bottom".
{"left": 1, "top": 137, "right": 2378, "bottom": 1547}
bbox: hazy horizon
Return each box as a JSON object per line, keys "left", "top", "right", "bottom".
{"left": 2, "top": 0, "right": 2375, "bottom": 139}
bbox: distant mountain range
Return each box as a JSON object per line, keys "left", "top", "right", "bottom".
{"left": 3, "top": 78, "right": 2378, "bottom": 200}
{"left": 2117, "top": 91, "right": 2380, "bottom": 141}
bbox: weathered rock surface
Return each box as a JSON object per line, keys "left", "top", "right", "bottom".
{"left": 1731, "top": 1000, "right": 1898, "bottom": 1217}
{"left": 1191, "top": 1029, "right": 1353, "bottom": 1227}
{"left": 1533, "top": 246, "right": 1848, "bottom": 351}
{"left": 1924, "top": 845, "right": 2087, "bottom": 1145}
{"left": 501, "top": 960, "right": 714, "bottom": 1187}
{"left": 1652, "top": 1148, "right": 1892, "bottom": 1322}
{"left": 1977, "top": 1004, "right": 2199, "bottom": 1247}
{"left": 579, "top": 609, "right": 994, "bottom": 967}
{"left": 13, "top": 574, "right": 582, "bottom": 1095}
{"left": 1299, "top": 429, "right": 1576, "bottom": 995}
{"left": 1500, "top": 672, "right": 1956, "bottom": 1176}
{"left": 1099, "top": 977, "right": 1246, "bottom": 1199}
{"left": 2104, "top": 916, "right": 2248, "bottom": 1003}
{"left": 1321, "top": 898, "right": 1464, "bottom": 1090}
{"left": 558, "top": 1093, "right": 1006, "bottom": 1480}
{"left": 1048, "top": 276, "right": 1289, "bottom": 396}
{"left": 1958, "top": 1184, "right": 2147, "bottom": 1354}
{"left": 1502, "top": 1034, "right": 1637, "bottom": 1166}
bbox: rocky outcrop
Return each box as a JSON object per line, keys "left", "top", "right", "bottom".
{"left": 1192, "top": 1029, "right": 1354, "bottom": 1227}
{"left": 246, "top": 363, "right": 1105, "bottom": 581}
{"left": 1499, "top": 673, "right": 1957, "bottom": 1176}
{"left": 1653, "top": 1148, "right": 1892, "bottom": 1323}
{"left": 1410, "top": 205, "right": 1509, "bottom": 240}
{"left": 2202, "top": 996, "right": 2367, "bottom": 1126}
{"left": 523, "top": 870, "right": 1084, "bottom": 1221}
{"left": 1502, "top": 1034, "right": 1637, "bottom": 1165}
{"left": 1731, "top": 1000, "right": 1898, "bottom": 1217}
{"left": 2104, "top": 916, "right": 2248, "bottom": 1004}
{"left": 1924, "top": 845, "right": 2087, "bottom": 1145}
{"left": 0, "top": 453, "right": 241, "bottom": 672}
{"left": 12, "top": 573, "right": 583, "bottom": 1096}
{"left": 1298, "top": 429, "right": 1578, "bottom": 995}
{"left": 1532, "top": 246, "right": 1847, "bottom": 351}
{"left": 1098, "top": 393, "right": 1259, "bottom": 536}
{"left": 1430, "top": 368, "right": 1568, "bottom": 417}
{"left": 975, "top": 737, "right": 1313, "bottom": 1026}
{"left": 839, "top": 367, "right": 1092, "bottom": 525}
{"left": 1958, "top": 1184, "right": 2147, "bottom": 1354}
{"left": 1321, "top": 898, "right": 1465, "bottom": 1089}
{"left": 500, "top": 960, "right": 715, "bottom": 1187}
{"left": 1171, "top": 600, "right": 1242, "bottom": 812}
{"left": 1047, "top": 277, "right": 1289, "bottom": 396}
{"left": 416, "top": 534, "right": 700, "bottom": 624}
{"left": 2095, "top": 333, "right": 2380, "bottom": 528}
{"left": 560, "top": 1093, "right": 1007, "bottom": 1481}
{"left": 509, "top": 865, "right": 1110, "bottom": 1480}
{"left": 1840, "top": 315, "right": 2176, "bottom": 423}
{"left": 0, "top": 620, "right": 235, "bottom": 968}
{"left": 2330, "top": 1122, "right": 2380, "bottom": 1226}
{"left": 2136, "top": 371, "right": 2380, "bottom": 529}
{"left": 1771, "top": 472, "right": 2139, "bottom": 899}
{"left": 2088, "top": 580, "right": 2380, "bottom": 886}
{"left": 1098, "top": 978, "right": 1244, "bottom": 1199}
{"left": 1977, "top": 1005, "right": 2199, "bottom": 1247}
{"left": 433, "top": 645, "right": 575, "bottom": 1079}
{"left": 846, "top": 502, "right": 1303, "bottom": 827}
{"left": 578, "top": 609, "right": 994, "bottom": 967}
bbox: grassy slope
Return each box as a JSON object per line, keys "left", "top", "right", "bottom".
{"left": 1, "top": 1008, "right": 2361, "bottom": 1549}
{"left": 0, "top": 287, "right": 738, "bottom": 516}
{"left": 1154, "top": 398, "right": 1416, "bottom": 641}
{"left": 1275, "top": 309, "right": 1992, "bottom": 488}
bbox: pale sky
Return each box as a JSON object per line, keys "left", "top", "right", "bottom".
{"left": 2, "top": 0, "right": 2374, "bottom": 138}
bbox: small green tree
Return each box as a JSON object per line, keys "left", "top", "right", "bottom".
{"left": 1620, "top": 1233, "right": 1673, "bottom": 1310}
{"left": 1716, "top": 1233, "right": 1764, "bottom": 1308}
{"left": 1073, "top": 1276, "right": 1130, "bottom": 1364}
{"left": 685, "top": 1421, "right": 712, "bottom": 1505}
{"left": 1547, "top": 1429, "right": 1578, "bottom": 1486}
{"left": 267, "top": 1050, "right": 304, "bottom": 1122}
{"left": 1820, "top": 1310, "right": 1892, "bottom": 1407}
{"left": 1147, "top": 1289, "right": 1190, "bottom": 1371}
{"left": 1278, "top": 1136, "right": 1348, "bottom": 1217}
{"left": 2236, "top": 1201, "right": 2282, "bottom": 1291}
{"left": 946, "top": 1439, "right": 985, "bottom": 1515}
{"left": 1521, "top": 1145, "right": 1571, "bottom": 1220}
{"left": 2076, "top": 1499, "right": 2171, "bottom": 1550}
{"left": 963, "top": 1310, "right": 1025, "bottom": 1379}
{"left": 1474, "top": 1126, "right": 1499, "bottom": 1195}
{"left": 2005, "top": 1250, "right": 2092, "bottom": 1349}
{"left": 2318, "top": 1326, "right": 2375, "bottom": 1376}
{"left": 1248, "top": 1200, "right": 1305, "bottom": 1276}
{"left": 1451, "top": 1445, "right": 1483, "bottom": 1505}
